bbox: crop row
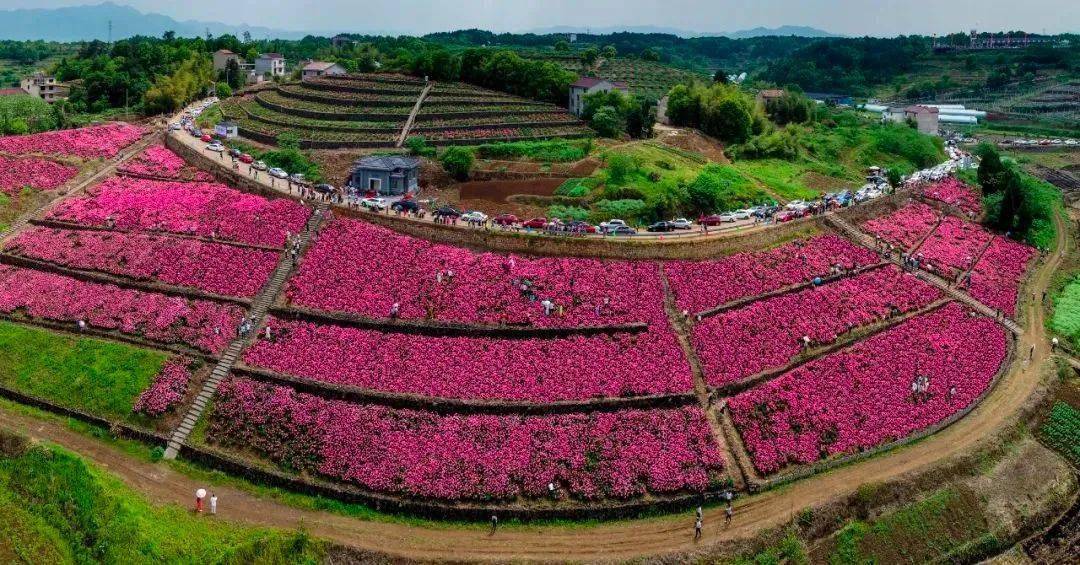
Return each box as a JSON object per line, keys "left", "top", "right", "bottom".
{"left": 208, "top": 376, "right": 725, "bottom": 502}
{"left": 0, "top": 122, "right": 145, "bottom": 159}
{"left": 276, "top": 85, "right": 418, "bottom": 107}
{"left": 0, "top": 155, "right": 78, "bottom": 196}
{"left": 320, "top": 73, "right": 425, "bottom": 86}
{"left": 302, "top": 77, "right": 423, "bottom": 95}
{"left": 117, "top": 144, "right": 214, "bottom": 182}
{"left": 254, "top": 91, "right": 413, "bottom": 118}
{"left": 232, "top": 98, "right": 403, "bottom": 132}
{"left": 416, "top": 103, "right": 568, "bottom": 117}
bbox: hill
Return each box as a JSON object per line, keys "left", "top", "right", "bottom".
{"left": 524, "top": 25, "right": 839, "bottom": 39}
{"left": 0, "top": 2, "right": 306, "bottom": 42}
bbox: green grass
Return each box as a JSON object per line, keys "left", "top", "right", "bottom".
{"left": 820, "top": 488, "right": 992, "bottom": 564}
{"left": 1040, "top": 401, "right": 1080, "bottom": 467}
{"left": 731, "top": 530, "right": 810, "bottom": 565}
{"left": 730, "top": 159, "right": 824, "bottom": 201}
{"left": 475, "top": 138, "right": 593, "bottom": 163}
{"left": 0, "top": 321, "right": 166, "bottom": 421}
{"left": 0, "top": 436, "right": 326, "bottom": 564}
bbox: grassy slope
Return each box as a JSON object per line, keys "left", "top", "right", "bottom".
{"left": 0, "top": 438, "right": 325, "bottom": 564}
{"left": 0, "top": 321, "right": 166, "bottom": 421}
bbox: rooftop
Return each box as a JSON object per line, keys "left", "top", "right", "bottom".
{"left": 571, "top": 77, "right": 628, "bottom": 89}
{"left": 0, "top": 88, "right": 25, "bottom": 96}
{"left": 303, "top": 61, "right": 339, "bottom": 71}
{"left": 354, "top": 155, "right": 421, "bottom": 171}
{"left": 905, "top": 105, "right": 940, "bottom": 115}
{"left": 214, "top": 49, "right": 236, "bottom": 55}
{"left": 260, "top": 53, "right": 285, "bottom": 60}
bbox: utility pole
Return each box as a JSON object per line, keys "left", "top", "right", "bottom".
{"left": 108, "top": 20, "right": 112, "bottom": 44}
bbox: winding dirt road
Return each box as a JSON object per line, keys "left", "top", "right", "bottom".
{"left": 0, "top": 215, "right": 1067, "bottom": 562}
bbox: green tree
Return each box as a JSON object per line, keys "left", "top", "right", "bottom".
{"left": 975, "top": 142, "right": 1008, "bottom": 195}
{"left": 605, "top": 153, "right": 638, "bottom": 185}
{"left": 601, "top": 45, "right": 617, "bottom": 59}
{"left": 553, "top": 40, "right": 570, "bottom": 53}
{"left": 581, "top": 47, "right": 600, "bottom": 67}
{"left": 590, "top": 106, "right": 624, "bottom": 138}
{"left": 215, "top": 82, "right": 232, "bottom": 99}
{"left": 641, "top": 48, "right": 660, "bottom": 61}
{"left": 886, "top": 167, "right": 903, "bottom": 188}
{"left": 713, "top": 69, "right": 729, "bottom": 83}
{"left": 440, "top": 147, "right": 475, "bottom": 181}
{"left": 764, "top": 91, "right": 815, "bottom": 125}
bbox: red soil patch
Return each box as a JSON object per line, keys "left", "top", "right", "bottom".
{"left": 457, "top": 178, "right": 565, "bottom": 202}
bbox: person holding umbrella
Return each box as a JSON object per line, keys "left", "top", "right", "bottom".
{"left": 195, "top": 488, "right": 207, "bottom": 513}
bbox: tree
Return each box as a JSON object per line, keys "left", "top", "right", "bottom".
{"left": 553, "top": 40, "right": 570, "bottom": 53}
{"left": 581, "top": 47, "right": 600, "bottom": 67}
{"left": 601, "top": 45, "right": 617, "bottom": 59}
{"left": 589, "top": 106, "right": 623, "bottom": 138}
{"left": 215, "top": 82, "right": 232, "bottom": 99}
{"left": 764, "top": 91, "right": 814, "bottom": 125}
{"left": 641, "top": 48, "right": 660, "bottom": 62}
{"left": 886, "top": 167, "right": 903, "bottom": 188}
{"left": 665, "top": 84, "right": 701, "bottom": 127}
{"left": 713, "top": 70, "right": 729, "bottom": 83}
{"left": 975, "top": 142, "right": 1008, "bottom": 195}
{"left": 223, "top": 58, "right": 243, "bottom": 90}
{"left": 440, "top": 147, "right": 474, "bottom": 181}
{"left": 624, "top": 96, "right": 657, "bottom": 139}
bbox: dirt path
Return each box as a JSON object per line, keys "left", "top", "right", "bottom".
{"left": 0, "top": 213, "right": 1065, "bottom": 563}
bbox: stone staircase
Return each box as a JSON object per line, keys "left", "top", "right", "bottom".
{"left": 826, "top": 214, "right": 1022, "bottom": 335}
{"left": 163, "top": 203, "right": 327, "bottom": 459}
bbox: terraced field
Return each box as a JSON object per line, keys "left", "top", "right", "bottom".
{"left": 222, "top": 73, "right": 592, "bottom": 149}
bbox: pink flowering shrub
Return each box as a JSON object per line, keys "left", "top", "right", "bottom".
{"left": 289, "top": 218, "right": 666, "bottom": 327}
{"left": 6, "top": 227, "right": 279, "bottom": 298}
{"left": 0, "top": 123, "right": 145, "bottom": 158}
{"left": 969, "top": 237, "right": 1035, "bottom": 315}
{"left": 118, "top": 144, "right": 214, "bottom": 182}
{"left": 0, "top": 265, "right": 242, "bottom": 354}
{"left": 244, "top": 316, "right": 691, "bottom": 401}
{"left": 209, "top": 377, "right": 725, "bottom": 501}
{"left": 921, "top": 177, "right": 980, "bottom": 214}
{"left": 693, "top": 266, "right": 942, "bottom": 386}
{"left": 133, "top": 357, "right": 195, "bottom": 416}
{"left": 0, "top": 156, "right": 78, "bottom": 196}
{"left": 917, "top": 216, "right": 993, "bottom": 278}
{"left": 862, "top": 202, "right": 940, "bottom": 250}
{"left": 665, "top": 235, "right": 879, "bottom": 314}
{"left": 728, "top": 303, "right": 1007, "bottom": 475}
{"left": 46, "top": 176, "right": 310, "bottom": 248}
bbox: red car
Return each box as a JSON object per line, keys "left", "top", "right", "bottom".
{"left": 522, "top": 217, "right": 547, "bottom": 229}
{"left": 239, "top": 153, "right": 254, "bottom": 164}
{"left": 775, "top": 210, "right": 801, "bottom": 223}
{"left": 200, "top": 134, "right": 212, "bottom": 142}
{"left": 493, "top": 213, "right": 519, "bottom": 226}
{"left": 698, "top": 214, "right": 725, "bottom": 226}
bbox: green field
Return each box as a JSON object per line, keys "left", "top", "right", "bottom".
{"left": 1041, "top": 401, "right": 1080, "bottom": 467}
{"left": 0, "top": 435, "right": 325, "bottom": 564}
{"left": 0, "top": 322, "right": 166, "bottom": 421}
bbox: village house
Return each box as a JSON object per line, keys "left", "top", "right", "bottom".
{"left": 347, "top": 155, "right": 421, "bottom": 196}
{"left": 302, "top": 61, "right": 348, "bottom": 81}
{"left": 255, "top": 53, "right": 287, "bottom": 78}
{"left": 756, "top": 89, "right": 786, "bottom": 105}
{"left": 212, "top": 49, "right": 240, "bottom": 73}
{"left": 884, "top": 105, "right": 940, "bottom": 135}
{"left": 568, "top": 77, "right": 629, "bottom": 116}
{"left": 20, "top": 72, "right": 67, "bottom": 103}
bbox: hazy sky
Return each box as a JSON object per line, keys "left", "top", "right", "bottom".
{"left": 9, "top": 0, "right": 1079, "bottom": 36}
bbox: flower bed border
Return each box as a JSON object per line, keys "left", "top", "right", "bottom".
{"left": 232, "top": 365, "right": 696, "bottom": 415}
{"left": 26, "top": 218, "right": 283, "bottom": 252}
{"left": 0, "top": 252, "right": 253, "bottom": 307}
{"left": 269, "top": 304, "right": 648, "bottom": 339}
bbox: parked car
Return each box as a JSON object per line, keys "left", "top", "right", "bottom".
{"left": 775, "top": 210, "right": 801, "bottom": 223}
{"left": 752, "top": 205, "right": 779, "bottom": 219}
{"left": 190, "top": 128, "right": 203, "bottom": 137}
{"left": 228, "top": 148, "right": 242, "bottom": 158}
{"left": 168, "top": 123, "right": 181, "bottom": 131}
{"left": 699, "top": 214, "right": 725, "bottom": 226}
{"left": 599, "top": 219, "right": 627, "bottom": 232}
{"left": 268, "top": 168, "right": 288, "bottom": 179}
{"left": 200, "top": 134, "right": 213, "bottom": 143}
{"left": 668, "top": 218, "right": 693, "bottom": 230}
{"left": 289, "top": 173, "right": 306, "bottom": 184}
{"left": 252, "top": 160, "right": 268, "bottom": 171}
{"left": 391, "top": 199, "right": 420, "bottom": 213}
{"left": 566, "top": 220, "right": 597, "bottom": 233}
{"left": 608, "top": 225, "right": 637, "bottom": 236}
{"left": 731, "top": 210, "right": 752, "bottom": 220}
{"left": 461, "top": 211, "right": 489, "bottom": 223}
{"left": 360, "top": 197, "right": 387, "bottom": 210}
{"left": 239, "top": 153, "right": 254, "bottom": 164}
{"left": 716, "top": 212, "right": 739, "bottom": 223}
{"left": 493, "top": 213, "right": 519, "bottom": 226}
{"left": 314, "top": 183, "right": 336, "bottom": 195}
{"left": 205, "top": 141, "right": 224, "bottom": 152}
{"left": 522, "top": 217, "right": 547, "bottom": 229}
{"left": 646, "top": 221, "right": 675, "bottom": 233}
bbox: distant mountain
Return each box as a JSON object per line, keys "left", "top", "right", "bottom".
{"left": 0, "top": 2, "right": 310, "bottom": 42}
{"left": 525, "top": 25, "right": 840, "bottom": 39}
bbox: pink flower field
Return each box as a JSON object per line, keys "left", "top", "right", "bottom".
{"left": 289, "top": 218, "right": 665, "bottom": 327}
{"left": 728, "top": 303, "right": 1007, "bottom": 475}
{"left": 0, "top": 265, "right": 242, "bottom": 354}
{"left": 921, "top": 177, "right": 980, "bottom": 214}
{"left": 693, "top": 266, "right": 942, "bottom": 386}
{"left": 209, "top": 377, "right": 725, "bottom": 501}
{"left": 5, "top": 227, "right": 279, "bottom": 298}
{"left": 46, "top": 176, "right": 310, "bottom": 248}
{"left": 861, "top": 201, "right": 940, "bottom": 250}
{"left": 133, "top": 357, "right": 195, "bottom": 417}
{"left": 664, "top": 235, "right": 879, "bottom": 314}
{"left": 0, "top": 123, "right": 145, "bottom": 159}
{"left": 917, "top": 216, "right": 993, "bottom": 277}
{"left": 0, "top": 156, "right": 78, "bottom": 196}
{"left": 244, "top": 316, "right": 691, "bottom": 401}
{"left": 969, "top": 237, "right": 1035, "bottom": 315}
{"left": 118, "top": 144, "right": 214, "bottom": 182}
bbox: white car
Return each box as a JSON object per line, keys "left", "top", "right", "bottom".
{"left": 731, "top": 210, "right": 752, "bottom": 220}
{"left": 599, "top": 219, "right": 628, "bottom": 232}
{"left": 461, "top": 211, "right": 489, "bottom": 223}
{"left": 669, "top": 218, "right": 693, "bottom": 230}
{"left": 205, "top": 141, "right": 224, "bottom": 152}
{"left": 360, "top": 197, "right": 388, "bottom": 210}
{"left": 716, "top": 212, "right": 739, "bottom": 223}
{"left": 289, "top": 173, "right": 306, "bottom": 184}
{"left": 268, "top": 168, "right": 288, "bottom": 179}
{"left": 168, "top": 123, "right": 181, "bottom": 131}
{"left": 252, "top": 160, "right": 268, "bottom": 171}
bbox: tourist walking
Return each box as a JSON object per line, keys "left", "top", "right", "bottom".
{"left": 210, "top": 493, "right": 217, "bottom": 515}
{"left": 195, "top": 488, "right": 206, "bottom": 513}
{"left": 725, "top": 505, "right": 733, "bottom": 526}
{"left": 489, "top": 514, "right": 498, "bottom": 535}
{"left": 694, "top": 516, "right": 703, "bottom": 541}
